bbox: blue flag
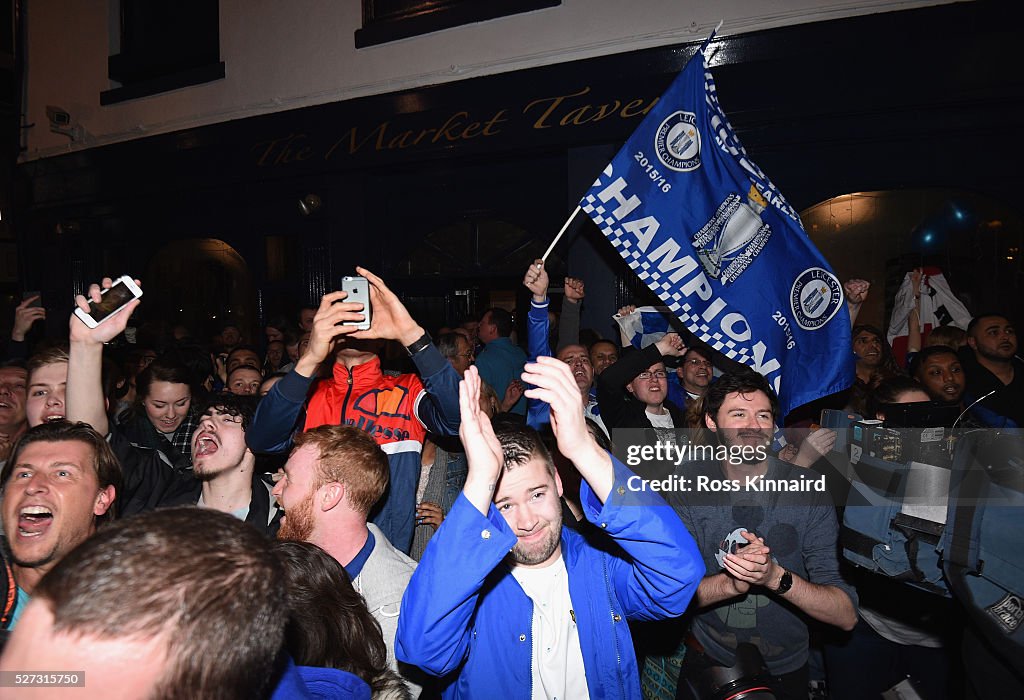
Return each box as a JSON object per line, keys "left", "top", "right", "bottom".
{"left": 581, "top": 43, "right": 853, "bottom": 417}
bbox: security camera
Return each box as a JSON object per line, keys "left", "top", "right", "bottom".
{"left": 46, "top": 106, "right": 71, "bottom": 128}
{"left": 45, "top": 105, "right": 86, "bottom": 142}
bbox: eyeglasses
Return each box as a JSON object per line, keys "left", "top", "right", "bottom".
{"left": 453, "top": 352, "right": 474, "bottom": 359}
{"left": 685, "top": 359, "right": 713, "bottom": 368}
{"left": 637, "top": 370, "right": 668, "bottom": 380}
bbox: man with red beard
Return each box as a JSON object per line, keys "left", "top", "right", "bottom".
{"left": 271, "top": 424, "right": 418, "bottom": 692}
{"left": 958, "top": 313, "right": 1024, "bottom": 427}
{"left": 669, "top": 371, "right": 857, "bottom": 700}
{"left": 0, "top": 421, "right": 120, "bottom": 630}
{"left": 396, "top": 360, "right": 702, "bottom": 699}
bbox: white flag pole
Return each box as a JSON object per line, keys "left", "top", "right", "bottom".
{"left": 539, "top": 21, "right": 721, "bottom": 269}
{"left": 540, "top": 205, "right": 582, "bottom": 265}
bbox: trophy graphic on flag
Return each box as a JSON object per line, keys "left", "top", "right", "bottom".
{"left": 692, "top": 184, "right": 772, "bottom": 284}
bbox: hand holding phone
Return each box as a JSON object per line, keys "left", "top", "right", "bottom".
{"left": 340, "top": 276, "right": 371, "bottom": 331}
{"left": 73, "top": 276, "right": 143, "bottom": 329}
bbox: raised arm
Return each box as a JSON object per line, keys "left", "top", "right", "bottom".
{"left": 395, "top": 366, "right": 516, "bottom": 675}
{"left": 596, "top": 331, "right": 684, "bottom": 429}
{"left": 906, "top": 268, "right": 924, "bottom": 354}
{"left": 524, "top": 356, "right": 704, "bottom": 617}
{"left": 67, "top": 278, "right": 142, "bottom": 436}
{"left": 557, "top": 276, "right": 584, "bottom": 349}
{"left": 523, "top": 259, "right": 552, "bottom": 361}
{"left": 844, "top": 278, "right": 869, "bottom": 327}
{"left": 8, "top": 295, "right": 47, "bottom": 360}
{"left": 248, "top": 289, "right": 364, "bottom": 452}
{"left": 353, "top": 266, "right": 461, "bottom": 435}
{"left": 522, "top": 355, "right": 612, "bottom": 501}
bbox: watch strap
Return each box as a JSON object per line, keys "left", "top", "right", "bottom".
{"left": 405, "top": 331, "right": 432, "bottom": 356}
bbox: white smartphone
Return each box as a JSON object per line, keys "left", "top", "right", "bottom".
{"left": 340, "top": 275, "right": 371, "bottom": 331}
{"left": 73, "top": 276, "right": 143, "bottom": 329}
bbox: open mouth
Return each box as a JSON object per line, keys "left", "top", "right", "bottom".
{"left": 18, "top": 505, "right": 53, "bottom": 536}
{"left": 44, "top": 413, "right": 64, "bottom": 422}
{"left": 0, "top": 400, "right": 12, "bottom": 409}
{"left": 194, "top": 435, "right": 219, "bottom": 456}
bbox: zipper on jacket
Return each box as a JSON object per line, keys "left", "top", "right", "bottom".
{"left": 340, "top": 369, "right": 354, "bottom": 423}
{"left": 602, "top": 555, "right": 626, "bottom": 699}
{"left": 529, "top": 626, "right": 534, "bottom": 700}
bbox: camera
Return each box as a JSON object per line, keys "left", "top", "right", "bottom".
{"left": 685, "top": 643, "right": 775, "bottom": 700}
{"left": 46, "top": 105, "right": 72, "bottom": 128}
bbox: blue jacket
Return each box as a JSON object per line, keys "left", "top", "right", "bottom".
{"left": 524, "top": 299, "right": 606, "bottom": 435}
{"left": 271, "top": 656, "right": 370, "bottom": 700}
{"left": 395, "top": 455, "right": 704, "bottom": 699}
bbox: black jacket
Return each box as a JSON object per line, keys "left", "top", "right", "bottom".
{"left": 597, "top": 343, "right": 686, "bottom": 431}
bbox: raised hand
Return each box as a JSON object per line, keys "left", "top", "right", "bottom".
{"left": 295, "top": 290, "right": 366, "bottom": 376}
{"left": 844, "top": 279, "right": 870, "bottom": 306}
{"left": 522, "top": 356, "right": 613, "bottom": 501}
{"left": 655, "top": 332, "right": 686, "bottom": 358}
{"left": 564, "top": 277, "right": 585, "bottom": 304}
{"left": 522, "top": 259, "right": 549, "bottom": 302}
{"left": 501, "top": 379, "right": 524, "bottom": 413}
{"left": 69, "top": 278, "right": 141, "bottom": 344}
{"left": 350, "top": 266, "right": 424, "bottom": 346}
{"left": 12, "top": 296, "right": 46, "bottom": 342}
{"left": 459, "top": 366, "right": 505, "bottom": 515}
{"left": 791, "top": 428, "right": 837, "bottom": 468}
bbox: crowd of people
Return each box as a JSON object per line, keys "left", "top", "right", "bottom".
{"left": 0, "top": 261, "right": 1018, "bottom": 699}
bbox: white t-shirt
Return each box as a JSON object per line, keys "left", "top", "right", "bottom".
{"left": 646, "top": 409, "right": 675, "bottom": 429}
{"left": 511, "top": 555, "right": 591, "bottom": 700}
{"left": 196, "top": 493, "right": 250, "bottom": 522}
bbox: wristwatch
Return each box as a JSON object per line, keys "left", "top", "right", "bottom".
{"left": 405, "top": 331, "right": 432, "bottom": 357}
{"left": 773, "top": 568, "right": 793, "bottom": 595}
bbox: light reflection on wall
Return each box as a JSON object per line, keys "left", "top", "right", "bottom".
{"left": 801, "top": 190, "right": 1022, "bottom": 330}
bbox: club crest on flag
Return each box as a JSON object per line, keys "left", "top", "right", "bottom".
{"left": 656, "top": 111, "right": 702, "bottom": 172}
{"left": 578, "top": 32, "right": 853, "bottom": 417}
{"left": 791, "top": 268, "right": 844, "bottom": 331}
